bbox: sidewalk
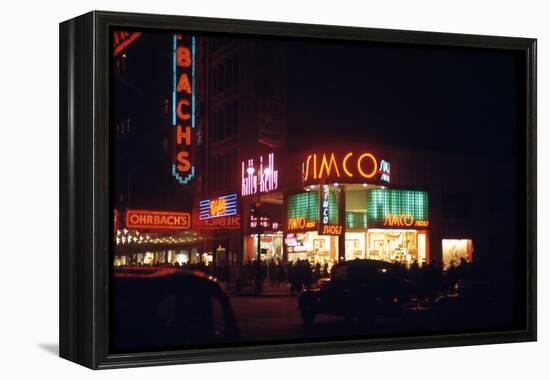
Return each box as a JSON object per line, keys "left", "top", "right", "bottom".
{"left": 228, "top": 283, "right": 296, "bottom": 297}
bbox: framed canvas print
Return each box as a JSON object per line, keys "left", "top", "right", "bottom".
{"left": 59, "top": 11, "right": 537, "bottom": 369}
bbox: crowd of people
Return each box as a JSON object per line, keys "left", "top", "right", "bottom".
{"left": 167, "top": 257, "right": 480, "bottom": 297}
{"left": 171, "top": 259, "right": 330, "bottom": 295}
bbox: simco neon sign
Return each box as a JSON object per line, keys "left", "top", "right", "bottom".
{"left": 303, "top": 151, "right": 390, "bottom": 185}
{"left": 199, "top": 193, "right": 238, "bottom": 220}
{"left": 287, "top": 217, "right": 316, "bottom": 232}
{"left": 171, "top": 33, "right": 196, "bottom": 185}
{"left": 320, "top": 184, "right": 330, "bottom": 225}
{"left": 241, "top": 153, "right": 279, "bottom": 196}
{"left": 383, "top": 213, "right": 429, "bottom": 228}
{"left": 318, "top": 184, "right": 343, "bottom": 236}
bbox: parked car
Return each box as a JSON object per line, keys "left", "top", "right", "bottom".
{"left": 112, "top": 266, "right": 240, "bottom": 351}
{"left": 298, "top": 259, "right": 416, "bottom": 326}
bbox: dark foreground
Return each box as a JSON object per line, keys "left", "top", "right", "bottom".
{"left": 231, "top": 294, "right": 429, "bottom": 343}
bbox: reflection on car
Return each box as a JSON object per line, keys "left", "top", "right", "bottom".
{"left": 113, "top": 267, "right": 240, "bottom": 351}
{"left": 298, "top": 259, "right": 416, "bottom": 326}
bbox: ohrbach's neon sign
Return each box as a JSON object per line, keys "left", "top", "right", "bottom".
{"left": 126, "top": 209, "right": 191, "bottom": 230}
{"left": 171, "top": 34, "right": 196, "bottom": 185}
{"left": 303, "top": 152, "right": 390, "bottom": 184}
{"left": 383, "top": 213, "right": 429, "bottom": 228}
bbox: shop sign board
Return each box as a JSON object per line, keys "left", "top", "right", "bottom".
{"left": 196, "top": 193, "right": 240, "bottom": 230}
{"left": 318, "top": 184, "right": 343, "bottom": 235}
{"left": 287, "top": 217, "right": 317, "bottom": 232}
{"left": 199, "top": 193, "right": 238, "bottom": 220}
{"left": 171, "top": 33, "right": 196, "bottom": 185}
{"left": 196, "top": 216, "right": 241, "bottom": 230}
{"left": 383, "top": 213, "right": 429, "bottom": 228}
{"left": 126, "top": 209, "right": 191, "bottom": 230}
{"left": 241, "top": 152, "right": 279, "bottom": 196}
{"left": 303, "top": 151, "right": 391, "bottom": 186}
{"left": 319, "top": 224, "right": 343, "bottom": 235}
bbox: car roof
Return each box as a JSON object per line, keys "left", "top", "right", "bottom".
{"left": 333, "top": 259, "right": 402, "bottom": 271}
{"left": 113, "top": 266, "right": 222, "bottom": 290}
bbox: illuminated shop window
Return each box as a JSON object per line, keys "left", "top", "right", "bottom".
{"left": 367, "top": 188, "right": 429, "bottom": 225}
{"left": 345, "top": 211, "right": 368, "bottom": 229}
{"left": 287, "top": 191, "right": 339, "bottom": 224}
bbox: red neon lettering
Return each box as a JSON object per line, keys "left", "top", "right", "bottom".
{"left": 177, "top": 47, "right": 192, "bottom": 67}
{"left": 177, "top": 73, "right": 192, "bottom": 94}
{"left": 176, "top": 125, "right": 191, "bottom": 146}
{"left": 177, "top": 99, "right": 191, "bottom": 120}
{"left": 177, "top": 151, "right": 191, "bottom": 172}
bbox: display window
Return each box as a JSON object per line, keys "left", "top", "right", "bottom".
{"left": 442, "top": 239, "right": 473, "bottom": 269}
{"left": 367, "top": 229, "right": 428, "bottom": 266}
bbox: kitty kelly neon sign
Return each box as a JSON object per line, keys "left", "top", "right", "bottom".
{"left": 241, "top": 153, "right": 279, "bottom": 196}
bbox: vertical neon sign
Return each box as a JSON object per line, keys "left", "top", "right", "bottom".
{"left": 171, "top": 34, "right": 196, "bottom": 185}
{"left": 320, "top": 184, "right": 330, "bottom": 225}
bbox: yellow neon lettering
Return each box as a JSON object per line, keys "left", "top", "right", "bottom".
{"left": 342, "top": 152, "right": 354, "bottom": 178}
{"left": 357, "top": 153, "right": 377, "bottom": 179}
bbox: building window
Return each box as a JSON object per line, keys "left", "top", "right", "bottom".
{"left": 210, "top": 150, "right": 238, "bottom": 191}
{"left": 211, "top": 55, "right": 238, "bottom": 95}
{"left": 211, "top": 101, "right": 239, "bottom": 142}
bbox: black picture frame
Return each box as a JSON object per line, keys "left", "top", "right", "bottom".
{"left": 59, "top": 10, "right": 537, "bottom": 369}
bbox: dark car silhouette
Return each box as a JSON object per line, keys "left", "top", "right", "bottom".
{"left": 297, "top": 259, "right": 415, "bottom": 326}
{"left": 113, "top": 267, "right": 240, "bottom": 351}
{"left": 433, "top": 279, "right": 500, "bottom": 329}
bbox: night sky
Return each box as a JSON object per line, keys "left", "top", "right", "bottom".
{"left": 286, "top": 38, "right": 523, "bottom": 158}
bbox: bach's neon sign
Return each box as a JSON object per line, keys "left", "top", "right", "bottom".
{"left": 171, "top": 33, "right": 196, "bottom": 185}
{"left": 241, "top": 153, "right": 279, "bottom": 196}
{"left": 303, "top": 151, "right": 390, "bottom": 185}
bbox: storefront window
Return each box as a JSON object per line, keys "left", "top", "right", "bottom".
{"left": 442, "top": 239, "right": 473, "bottom": 270}
{"left": 345, "top": 232, "right": 366, "bottom": 260}
{"left": 249, "top": 232, "right": 283, "bottom": 261}
{"left": 367, "top": 229, "right": 426, "bottom": 266}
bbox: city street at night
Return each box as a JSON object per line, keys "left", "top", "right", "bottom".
{"left": 108, "top": 28, "right": 527, "bottom": 352}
